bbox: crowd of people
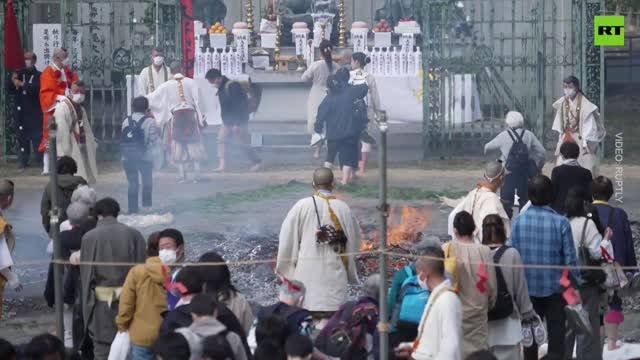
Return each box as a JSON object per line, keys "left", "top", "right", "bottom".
{"left": 1, "top": 39, "right": 638, "bottom": 360}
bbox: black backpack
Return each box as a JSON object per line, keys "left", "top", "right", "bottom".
{"left": 315, "top": 301, "right": 377, "bottom": 360}
{"left": 488, "top": 246, "right": 515, "bottom": 321}
{"left": 506, "top": 129, "right": 531, "bottom": 173}
{"left": 120, "top": 116, "right": 148, "bottom": 161}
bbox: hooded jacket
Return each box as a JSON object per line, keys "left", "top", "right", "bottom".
{"left": 176, "top": 317, "right": 248, "bottom": 360}
{"left": 40, "top": 174, "right": 87, "bottom": 233}
{"left": 160, "top": 301, "right": 252, "bottom": 357}
{"left": 115, "top": 256, "right": 168, "bottom": 347}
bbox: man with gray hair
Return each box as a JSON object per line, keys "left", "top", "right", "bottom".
{"left": 388, "top": 236, "right": 441, "bottom": 349}
{"left": 0, "top": 180, "right": 21, "bottom": 320}
{"left": 484, "top": 111, "right": 546, "bottom": 217}
{"left": 248, "top": 279, "right": 312, "bottom": 351}
{"left": 447, "top": 160, "right": 511, "bottom": 243}
{"left": 395, "top": 247, "right": 462, "bottom": 360}
{"left": 38, "top": 47, "right": 79, "bottom": 174}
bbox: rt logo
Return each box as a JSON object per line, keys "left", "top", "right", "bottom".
{"left": 594, "top": 16, "right": 625, "bottom": 46}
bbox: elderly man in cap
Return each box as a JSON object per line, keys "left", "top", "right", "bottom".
{"left": 484, "top": 111, "right": 546, "bottom": 218}
{"left": 0, "top": 180, "right": 22, "bottom": 320}
{"left": 447, "top": 160, "right": 511, "bottom": 243}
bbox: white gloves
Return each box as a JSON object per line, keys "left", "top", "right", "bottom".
{"left": 56, "top": 95, "right": 67, "bottom": 102}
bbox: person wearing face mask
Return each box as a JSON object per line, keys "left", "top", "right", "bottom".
{"left": 4, "top": 51, "right": 44, "bottom": 170}
{"left": 156, "top": 228, "right": 186, "bottom": 310}
{"left": 116, "top": 232, "right": 169, "bottom": 360}
{"left": 38, "top": 47, "right": 79, "bottom": 175}
{"left": 394, "top": 246, "right": 462, "bottom": 360}
{"left": 138, "top": 48, "right": 173, "bottom": 96}
{"left": 53, "top": 80, "right": 98, "bottom": 184}
{"left": 552, "top": 75, "right": 606, "bottom": 177}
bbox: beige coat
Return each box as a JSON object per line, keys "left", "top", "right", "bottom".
{"left": 221, "top": 292, "right": 254, "bottom": 334}
{"left": 276, "top": 194, "right": 360, "bottom": 312}
{"left": 54, "top": 98, "right": 98, "bottom": 184}
{"left": 444, "top": 240, "right": 497, "bottom": 358}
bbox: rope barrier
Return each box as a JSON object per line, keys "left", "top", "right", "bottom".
{"left": 10, "top": 248, "right": 640, "bottom": 272}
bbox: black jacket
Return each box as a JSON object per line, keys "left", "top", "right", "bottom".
{"left": 5, "top": 68, "right": 43, "bottom": 130}
{"left": 160, "top": 302, "right": 252, "bottom": 358}
{"left": 315, "top": 84, "right": 368, "bottom": 140}
{"left": 551, "top": 164, "right": 593, "bottom": 214}
{"left": 218, "top": 77, "right": 250, "bottom": 126}
{"left": 40, "top": 175, "right": 87, "bottom": 234}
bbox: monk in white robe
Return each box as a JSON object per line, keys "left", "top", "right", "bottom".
{"left": 54, "top": 81, "right": 98, "bottom": 184}
{"left": 147, "top": 63, "right": 206, "bottom": 182}
{"left": 137, "top": 48, "right": 173, "bottom": 96}
{"left": 447, "top": 160, "right": 510, "bottom": 244}
{"left": 552, "top": 76, "right": 605, "bottom": 176}
{"left": 276, "top": 168, "right": 360, "bottom": 313}
{"left": 1, "top": 180, "right": 22, "bottom": 320}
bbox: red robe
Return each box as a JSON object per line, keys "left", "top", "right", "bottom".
{"left": 38, "top": 65, "right": 78, "bottom": 152}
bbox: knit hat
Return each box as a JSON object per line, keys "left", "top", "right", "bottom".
{"left": 484, "top": 160, "right": 507, "bottom": 182}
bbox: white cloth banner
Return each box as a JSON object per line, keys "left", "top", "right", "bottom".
{"left": 400, "top": 33, "right": 414, "bottom": 52}
{"left": 234, "top": 33, "right": 250, "bottom": 63}
{"left": 375, "top": 74, "right": 481, "bottom": 123}
{"left": 33, "top": 24, "right": 62, "bottom": 71}
{"left": 293, "top": 32, "right": 308, "bottom": 57}
{"left": 351, "top": 31, "right": 368, "bottom": 53}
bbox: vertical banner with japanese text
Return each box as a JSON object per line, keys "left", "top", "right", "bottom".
{"left": 180, "top": 0, "right": 195, "bottom": 77}
{"left": 33, "top": 24, "right": 62, "bottom": 70}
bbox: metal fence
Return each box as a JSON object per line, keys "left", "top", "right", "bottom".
{"left": 419, "top": 0, "right": 605, "bottom": 159}
{"left": 1, "top": 0, "right": 180, "bottom": 160}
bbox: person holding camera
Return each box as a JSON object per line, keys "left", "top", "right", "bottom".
{"left": 276, "top": 168, "right": 361, "bottom": 320}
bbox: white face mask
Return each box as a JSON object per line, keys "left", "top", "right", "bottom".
{"left": 62, "top": 58, "right": 71, "bottom": 67}
{"left": 153, "top": 56, "right": 165, "bottom": 66}
{"left": 563, "top": 88, "right": 576, "bottom": 98}
{"left": 418, "top": 273, "right": 429, "bottom": 290}
{"left": 72, "top": 93, "right": 85, "bottom": 104}
{"left": 25, "top": 60, "right": 34, "bottom": 68}
{"left": 159, "top": 249, "right": 177, "bottom": 265}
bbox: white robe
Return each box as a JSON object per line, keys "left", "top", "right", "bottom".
{"left": 447, "top": 187, "right": 510, "bottom": 244}
{"left": 138, "top": 64, "right": 173, "bottom": 96}
{"left": 54, "top": 99, "right": 98, "bottom": 184}
{"left": 411, "top": 279, "right": 463, "bottom": 360}
{"left": 147, "top": 73, "right": 203, "bottom": 127}
{"left": 552, "top": 94, "right": 605, "bottom": 176}
{"left": 276, "top": 194, "right": 360, "bottom": 312}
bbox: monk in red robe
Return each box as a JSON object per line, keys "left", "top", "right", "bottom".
{"left": 38, "top": 47, "right": 79, "bottom": 174}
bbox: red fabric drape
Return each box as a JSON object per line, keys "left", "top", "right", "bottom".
{"left": 180, "top": 0, "right": 195, "bottom": 78}
{"left": 4, "top": 0, "right": 25, "bottom": 71}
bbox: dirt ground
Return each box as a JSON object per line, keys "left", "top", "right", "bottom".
{"left": 1, "top": 161, "right": 639, "bottom": 344}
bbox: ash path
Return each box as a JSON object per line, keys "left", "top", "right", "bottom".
{"left": 1, "top": 163, "right": 638, "bottom": 343}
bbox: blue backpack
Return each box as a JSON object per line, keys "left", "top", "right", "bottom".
{"left": 393, "top": 266, "right": 430, "bottom": 329}
{"left": 120, "top": 116, "right": 148, "bottom": 161}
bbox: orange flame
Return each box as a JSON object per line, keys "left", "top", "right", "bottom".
{"left": 360, "top": 206, "right": 433, "bottom": 250}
